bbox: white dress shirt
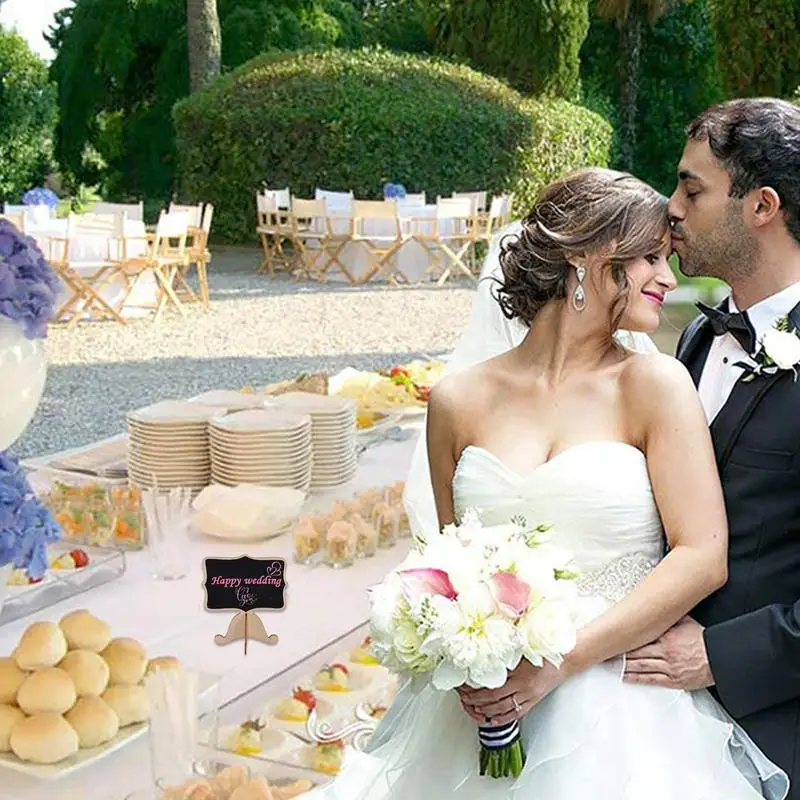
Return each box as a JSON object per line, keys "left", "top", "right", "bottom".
{"left": 697, "top": 281, "right": 800, "bottom": 422}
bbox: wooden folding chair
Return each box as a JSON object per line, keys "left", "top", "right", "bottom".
{"left": 475, "top": 195, "right": 510, "bottom": 245}
{"left": 289, "top": 198, "right": 350, "bottom": 281}
{"left": 180, "top": 203, "right": 213, "bottom": 310}
{"left": 414, "top": 198, "right": 478, "bottom": 285}
{"left": 256, "top": 192, "right": 292, "bottom": 276}
{"left": 350, "top": 200, "right": 408, "bottom": 284}
{"left": 114, "top": 211, "right": 190, "bottom": 321}
{"left": 47, "top": 214, "right": 128, "bottom": 327}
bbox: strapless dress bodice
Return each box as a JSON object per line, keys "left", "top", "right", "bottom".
{"left": 453, "top": 441, "right": 664, "bottom": 603}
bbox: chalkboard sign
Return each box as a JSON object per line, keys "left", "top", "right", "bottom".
{"left": 202, "top": 556, "right": 287, "bottom": 612}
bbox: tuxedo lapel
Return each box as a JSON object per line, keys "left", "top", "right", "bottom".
{"left": 677, "top": 315, "right": 714, "bottom": 388}
{"left": 709, "top": 301, "right": 800, "bottom": 468}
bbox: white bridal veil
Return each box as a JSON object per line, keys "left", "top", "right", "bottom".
{"left": 402, "top": 220, "right": 660, "bottom": 540}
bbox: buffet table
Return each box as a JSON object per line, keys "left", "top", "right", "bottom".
{"left": 0, "top": 427, "right": 422, "bottom": 799}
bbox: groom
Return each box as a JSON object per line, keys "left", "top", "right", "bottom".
{"left": 624, "top": 97, "right": 800, "bottom": 792}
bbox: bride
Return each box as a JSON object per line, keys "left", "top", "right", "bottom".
{"left": 306, "top": 168, "right": 789, "bottom": 799}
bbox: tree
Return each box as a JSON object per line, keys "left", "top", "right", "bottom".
{"left": 187, "top": 0, "right": 221, "bottom": 93}
{"left": 596, "top": 0, "right": 683, "bottom": 171}
{"left": 0, "top": 27, "right": 58, "bottom": 202}
{"left": 434, "top": 0, "right": 590, "bottom": 100}
{"left": 710, "top": 0, "right": 800, "bottom": 99}
{"left": 582, "top": 0, "right": 724, "bottom": 191}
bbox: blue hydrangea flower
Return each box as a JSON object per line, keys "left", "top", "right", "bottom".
{"left": 0, "top": 219, "right": 59, "bottom": 340}
{"left": 22, "top": 187, "right": 59, "bottom": 209}
{"left": 0, "top": 453, "right": 61, "bottom": 579}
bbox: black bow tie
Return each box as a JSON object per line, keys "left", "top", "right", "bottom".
{"left": 696, "top": 301, "right": 756, "bottom": 354}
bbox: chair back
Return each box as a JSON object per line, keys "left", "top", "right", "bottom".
{"left": 315, "top": 189, "right": 353, "bottom": 214}
{"left": 168, "top": 203, "right": 204, "bottom": 227}
{"left": 452, "top": 191, "right": 487, "bottom": 212}
{"left": 92, "top": 202, "right": 144, "bottom": 222}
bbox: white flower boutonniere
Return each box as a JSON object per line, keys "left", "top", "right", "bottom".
{"left": 736, "top": 316, "right": 800, "bottom": 382}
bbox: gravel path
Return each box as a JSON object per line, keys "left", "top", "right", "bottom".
{"left": 11, "top": 248, "right": 476, "bottom": 459}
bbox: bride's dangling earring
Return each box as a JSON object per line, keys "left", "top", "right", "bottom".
{"left": 572, "top": 266, "right": 587, "bottom": 312}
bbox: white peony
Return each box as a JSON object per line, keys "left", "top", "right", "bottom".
{"left": 762, "top": 328, "right": 800, "bottom": 370}
{"left": 518, "top": 598, "right": 578, "bottom": 668}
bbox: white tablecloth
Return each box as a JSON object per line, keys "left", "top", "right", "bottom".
{"left": 27, "top": 220, "right": 157, "bottom": 319}
{"left": 324, "top": 207, "right": 458, "bottom": 283}
{"left": 0, "top": 429, "right": 421, "bottom": 799}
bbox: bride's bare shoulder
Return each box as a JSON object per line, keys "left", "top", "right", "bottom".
{"left": 428, "top": 359, "right": 498, "bottom": 417}
{"left": 619, "top": 351, "right": 704, "bottom": 419}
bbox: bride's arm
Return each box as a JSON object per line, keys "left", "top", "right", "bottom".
{"left": 425, "top": 379, "right": 461, "bottom": 529}
{"left": 564, "top": 353, "right": 728, "bottom": 672}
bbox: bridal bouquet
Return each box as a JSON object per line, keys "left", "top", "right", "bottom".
{"left": 367, "top": 509, "right": 580, "bottom": 780}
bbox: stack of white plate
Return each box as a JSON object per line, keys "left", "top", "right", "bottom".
{"left": 270, "top": 392, "right": 357, "bottom": 489}
{"left": 189, "top": 390, "right": 270, "bottom": 412}
{"left": 126, "top": 400, "right": 217, "bottom": 492}
{"left": 209, "top": 409, "right": 313, "bottom": 491}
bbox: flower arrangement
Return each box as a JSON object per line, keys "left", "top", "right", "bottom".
{"left": 368, "top": 509, "right": 580, "bottom": 779}
{"left": 0, "top": 454, "right": 60, "bottom": 580}
{"left": 0, "top": 218, "right": 61, "bottom": 340}
{"left": 0, "top": 220, "right": 62, "bottom": 580}
{"left": 382, "top": 182, "right": 407, "bottom": 200}
{"left": 22, "top": 187, "right": 59, "bottom": 209}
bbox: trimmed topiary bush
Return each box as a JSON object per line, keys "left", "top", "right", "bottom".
{"left": 173, "top": 48, "right": 612, "bottom": 242}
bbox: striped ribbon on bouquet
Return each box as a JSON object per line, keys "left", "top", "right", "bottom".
{"left": 478, "top": 719, "right": 521, "bottom": 750}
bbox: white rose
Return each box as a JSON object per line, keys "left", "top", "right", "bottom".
{"left": 762, "top": 328, "right": 800, "bottom": 370}
{"left": 392, "top": 620, "right": 431, "bottom": 672}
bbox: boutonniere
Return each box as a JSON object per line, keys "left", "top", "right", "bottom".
{"left": 735, "top": 315, "right": 800, "bottom": 382}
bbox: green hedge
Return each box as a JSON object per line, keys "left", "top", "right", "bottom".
{"left": 173, "top": 48, "right": 612, "bottom": 242}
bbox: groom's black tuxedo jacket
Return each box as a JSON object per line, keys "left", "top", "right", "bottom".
{"left": 678, "top": 301, "right": 800, "bottom": 789}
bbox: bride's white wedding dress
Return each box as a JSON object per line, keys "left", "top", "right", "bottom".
{"left": 306, "top": 441, "right": 789, "bottom": 799}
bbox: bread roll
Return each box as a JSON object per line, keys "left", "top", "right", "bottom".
{"left": 211, "top": 764, "right": 249, "bottom": 795}
{"left": 101, "top": 684, "right": 149, "bottom": 726}
{"left": 161, "top": 779, "right": 216, "bottom": 800}
{"left": 15, "top": 622, "right": 68, "bottom": 670}
{"left": 10, "top": 713, "right": 79, "bottom": 764}
{"left": 59, "top": 650, "right": 110, "bottom": 697}
{"left": 0, "top": 703, "right": 25, "bottom": 752}
{"left": 64, "top": 696, "right": 119, "bottom": 748}
{"left": 0, "top": 657, "right": 27, "bottom": 704}
{"left": 145, "top": 656, "right": 182, "bottom": 676}
{"left": 59, "top": 610, "right": 112, "bottom": 653}
{"left": 16, "top": 668, "right": 77, "bottom": 715}
{"left": 100, "top": 638, "right": 147, "bottom": 686}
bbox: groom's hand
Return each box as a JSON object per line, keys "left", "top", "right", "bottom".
{"left": 624, "top": 616, "right": 714, "bottom": 690}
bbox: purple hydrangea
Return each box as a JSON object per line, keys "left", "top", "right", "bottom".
{"left": 0, "top": 454, "right": 61, "bottom": 580}
{"left": 0, "top": 219, "right": 60, "bottom": 340}
{"left": 22, "top": 187, "right": 59, "bottom": 209}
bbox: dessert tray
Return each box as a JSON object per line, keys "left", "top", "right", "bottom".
{"left": 201, "top": 629, "right": 399, "bottom": 780}
{"left": 0, "top": 543, "right": 126, "bottom": 626}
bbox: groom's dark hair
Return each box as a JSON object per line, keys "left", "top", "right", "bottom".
{"left": 687, "top": 98, "right": 800, "bottom": 245}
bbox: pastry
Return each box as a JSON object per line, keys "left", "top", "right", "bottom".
{"left": 101, "top": 684, "right": 149, "bottom": 726}
{"left": 161, "top": 778, "right": 216, "bottom": 800}
{"left": 15, "top": 621, "right": 68, "bottom": 670}
{"left": 145, "top": 655, "right": 183, "bottom": 675}
{"left": 229, "top": 777, "right": 275, "bottom": 800}
{"left": 0, "top": 657, "right": 27, "bottom": 704}
{"left": 349, "top": 635, "right": 379, "bottom": 665}
{"left": 211, "top": 764, "right": 249, "bottom": 795}
{"left": 387, "top": 480, "right": 406, "bottom": 504}
{"left": 16, "top": 667, "right": 77, "bottom": 715}
{"left": 274, "top": 687, "right": 316, "bottom": 722}
{"left": 0, "top": 703, "right": 25, "bottom": 752}
{"left": 59, "top": 650, "right": 110, "bottom": 697}
{"left": 10, "top": 713, "right": 79, "bottom": 764}
{"left": 308, "top": 739, "right": 344, "bottom": 774}
{"left": 293, "top": 517, "right": 321, "bottom": 563}
{"left": 351, "top": 515, "right": 377, "bottom": 557}
{"left": 229, "top": 719, "right": 264, "bottom": 756}
{"left": 357, "top": 488, "right": 382, "bottom": 517}
{"left": 64, "top": 695, "right": 119, "bottom": 748}
{"left": 59, "top": 610, "right": 112, "bottom": 652}
{"left": 370, "top": 502, "right": 398, "bottom": 548}
{"left": 313, "top": 663, "right": 349, "bottom": 692}
{"left": 101, "top": 638, "right": 147, "bottom": 685}
{"left": 326, "top": 501, "right": 355, "bottom": 523}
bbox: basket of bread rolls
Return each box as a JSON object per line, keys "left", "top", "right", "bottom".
{"left": 0, "top": 609, "right": 182, "bottom": 769}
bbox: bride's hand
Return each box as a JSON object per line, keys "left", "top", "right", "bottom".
{"left": 457, "top": 660, "right": 567, "bottom": 726}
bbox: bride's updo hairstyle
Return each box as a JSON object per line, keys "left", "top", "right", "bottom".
{"left": 495, "top": 167, "right": 669, "bottom": 330}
